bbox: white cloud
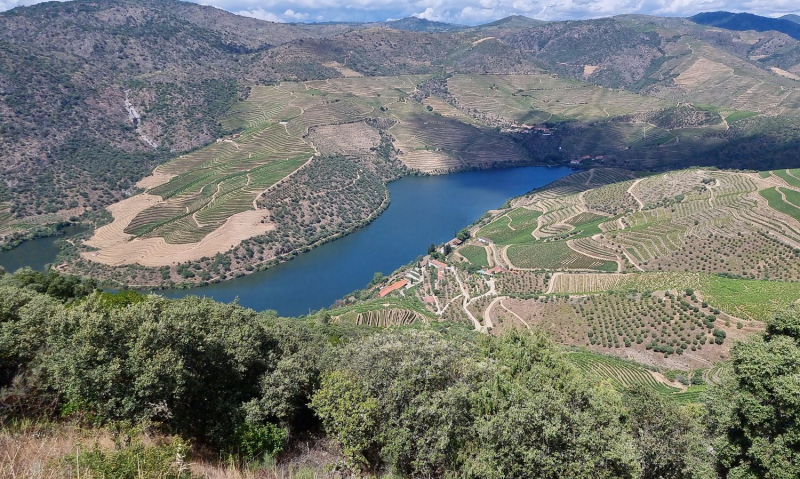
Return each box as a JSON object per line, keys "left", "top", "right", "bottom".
{"left": 236, "top": 8, "right": 284, "bottom": 22}
{"left": 0, "top": 0, "right": 66, "bottom": 11}
{"left": 413, "top": 7, "right": 448, "bottom": 22}
{"left": 1, "top": 0, "right": 799, "bottom": 25}
{"left": 283, "top": 9, "right": 309, "bottom": 20}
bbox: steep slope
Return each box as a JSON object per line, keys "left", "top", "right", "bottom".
{"left": 0, "top": 0, "right": 354, "bottom": 229}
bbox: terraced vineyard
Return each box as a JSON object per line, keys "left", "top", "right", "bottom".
{"left": 476, "top": 207, "right": 541, "bottom": 245}
{"left": 458, "top": 245, "right": 489, "bottom": 267}
{"left": 364, "top": 167, "right": 798, "bottom": 372}
{"left": 568, "top": 352, "right": 705, "bottom": 403}
{"left": 80, "top": 75, "right": 577, "bottom": 273}
{"left": 448, "top": 75, "right": 670, "bottom": 124}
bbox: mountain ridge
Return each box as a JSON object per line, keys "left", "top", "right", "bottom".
{"left": 691, "top": 11, "right": 800, "bottom": 40}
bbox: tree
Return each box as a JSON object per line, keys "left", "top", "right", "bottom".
{"left": 369, "top": 271, "right": 385, "bottom": 287}
{"left": 707, "top": 304, "right": 800, "bottom": 479}
{"left": 311, "top": 370, "right": 380, "bottom": 470}
{"left": 625, "top": 386, "right": 715, "bottom": 479}
{"left": 463, "top": 332, "right": 641, "bottom": 479}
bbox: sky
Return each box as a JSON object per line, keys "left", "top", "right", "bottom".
{"left": 0, "top": 0, "right": 798, "bottom": 25}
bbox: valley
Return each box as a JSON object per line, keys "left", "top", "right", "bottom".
{"left": 60, "top": 69, "right": 800, "bottom": 287}
{"left": 2, "top": 2, "right": 800, "bottom": 478}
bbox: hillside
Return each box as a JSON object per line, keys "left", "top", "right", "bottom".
{"left": 0, "top": 0, "right": 362, "bottom": 237}
{"left": 4, "top": 0, "right": 800, "bottom": 287}
{"left": 62, "top": 68, "right": 800, "bottom": 287}
{"left": 1, "top": 232, "right": 797, "bottom": 478}
{"left": 359, "top": 167, "right": 800, "bottom": 373}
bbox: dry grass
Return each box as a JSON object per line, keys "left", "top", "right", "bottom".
{"left": 674, "top": 57, "right": 734, "bottom": 89}
{"left": 0, "top": 422, "right": 341, "bottom": 479}
{"left": 1, "top": 421, "right": 115, "bottom": 479}
{"left": 82, "top": 210, "right": 275, "bottom": 267}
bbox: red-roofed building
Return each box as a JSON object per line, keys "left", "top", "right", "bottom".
{"left": 487, "top": 265, "right": 508, "bottom": 275}
{"left": 378, "top": 279, "right": 408, "bottom": 298}
{"left": 429, "top": 259, "right": 447, "bottom": 269}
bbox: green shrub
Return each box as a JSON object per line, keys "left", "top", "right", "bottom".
{"left": 232, "top": 422, "right": 287, "bottom": 461}
{"left": 63, "top": 438, "right": 191, "bottom": 479}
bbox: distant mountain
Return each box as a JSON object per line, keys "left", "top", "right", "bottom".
{"left": 691, "top": 11, "right": 800, "bottom": 40}
{"left": 782, "top": 14, "right": 800, "bottom": 24}
{"left": 382, "top": 17, "right": 467, "bottom": 32}
{"left": 479, "top": 15, "right": 545, "bottom": 29}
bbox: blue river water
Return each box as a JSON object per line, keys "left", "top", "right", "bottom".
{"left": 160, "top": 166, "right": 571, "bottom": 316}
{"left": 0, "top": 167, "right": 571, "bottom": 316}
{"left": 0, "top": 225, "right": 88, "bottom": 273}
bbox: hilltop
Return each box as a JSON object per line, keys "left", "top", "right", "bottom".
{"left": 783, "top": 14, "right": 800, "bottom": 24}
{"left": 380, "top": 16, "right": 467, "bottom": 32}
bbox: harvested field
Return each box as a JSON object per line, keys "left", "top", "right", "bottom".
{"left": 307, "top": 122, "right": 382, "bottom": 156}
{"left": 398, "top": 150, "right": 463, "bottom": 173}
{"left": 321, "top": 61, "right": 364, "bottom": 77}
{"left": 770, "top": 67, "right": 800, "bottom": 81}
{"left": 83, "top": 209, "right": 274, "bottom": 266}
{"left": 675, "top": 57, "right": 734, "bottom": 89}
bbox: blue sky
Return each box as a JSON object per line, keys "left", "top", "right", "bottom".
{"left": 1, "top": 0, "right": 798, "bottom": 25}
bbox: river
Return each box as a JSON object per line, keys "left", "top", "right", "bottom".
{"left": 0, "top": 225, "right": 88, "bottom": 273}
{"left": 161, "top": 166, "right": 570, "bottom": 316}
{"left": 1, "top": 167, "right": 570, "bottom": 316}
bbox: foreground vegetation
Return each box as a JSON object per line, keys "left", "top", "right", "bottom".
{"left": 1, "top": 268, "right": 798, "bottom": 478}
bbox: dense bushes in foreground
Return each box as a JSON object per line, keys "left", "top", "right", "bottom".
{"left": 0, "top": 270, "right": 798, "bottom": 478}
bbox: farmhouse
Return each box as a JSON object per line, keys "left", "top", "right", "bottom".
{"left": 428, "top": 259, "right": 447, "bottom": 269}
{"left": 378, "top": 279, "right": 409, "bottom": 298}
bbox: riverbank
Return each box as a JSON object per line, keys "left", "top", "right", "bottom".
{"left": 158, "top": 166, "right": 571, "bottom": 316}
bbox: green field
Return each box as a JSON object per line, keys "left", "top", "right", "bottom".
{"left": 725, "top": 110, "right": 758, "bottom": 123}
{"left": 506, "top": 241, "right": 617, "bottom": 271}
{"left": 760, "top": 187, "right": 800, "bottom": 222}
{"left": 703, "top": 275, "right": 800, "bottom": 321}
{"left": 476, "top": 207, "right": 540, "bottom": 245}
{"left": 772, "top": 169, "right": 800, "bottom": 189}
{"left": 782, "top": 187, "right": 800, "bottom": 208}
{"left": 459, "top": 245, "right": 489, "bottom": 267}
